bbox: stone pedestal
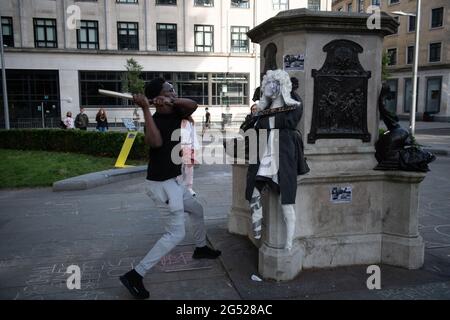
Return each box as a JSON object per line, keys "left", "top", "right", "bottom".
{"left": 228, "top": 9, "right": 426, "bottom": 281}
{"left": 229, "top": 167, "right": 425, "bottom": 280}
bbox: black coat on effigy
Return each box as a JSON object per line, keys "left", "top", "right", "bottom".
{"left": 245, "top": 98, "right": 309, "bottom": 205}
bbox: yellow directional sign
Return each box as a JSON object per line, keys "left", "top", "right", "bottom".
{"left": 115, "top": 131, "right": 138, "bottom": 168}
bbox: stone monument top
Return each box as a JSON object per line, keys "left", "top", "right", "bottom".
{"left": 248, "top": 8, "right": 399, "bottom": 43}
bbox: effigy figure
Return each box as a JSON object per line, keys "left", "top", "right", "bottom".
{"left": 375, "top": 83, "right": 436, "bottom": 172}
{"left": 245, "top": 69, "right": 309, "bottom": 251}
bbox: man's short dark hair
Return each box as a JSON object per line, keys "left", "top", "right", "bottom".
{"left": 145, "top": 77, "right": 165, "bottom": 100}
{"left": 290, "top": 77, "right": 299, "bottom": 85}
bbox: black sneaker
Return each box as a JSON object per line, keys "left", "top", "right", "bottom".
{"left": 119, "top": 269, "right": 150, "bottom": 300}
{"left": 192, "top": 246, "right": 222, "bottom": 260}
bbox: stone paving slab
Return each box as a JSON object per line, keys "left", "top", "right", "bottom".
{"left": 1, "top": 149, "right": 449, "bottom": 300}
{"left": 206, "top": 222, "right": 450, "bottom": 300}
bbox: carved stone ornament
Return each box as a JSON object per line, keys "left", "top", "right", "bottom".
{"left": 308, "top": 39, "right": 371, "bottom": 144}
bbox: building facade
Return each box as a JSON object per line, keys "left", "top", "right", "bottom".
{"left": 332, "top": 0, "right": 450, "bottom": 121}
{"left": 0, "top": 0, "right": 332, "bottom": 128}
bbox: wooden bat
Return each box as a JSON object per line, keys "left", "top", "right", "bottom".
{"left": 98, "top": 89, "right": 160, "bottom": 105}
{"left": 98, "top": 89, "right": 134, "bottom": 100}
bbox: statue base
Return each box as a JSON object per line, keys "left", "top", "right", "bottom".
{"left": 228, "top": 165, "right": 426, "bottom": 281}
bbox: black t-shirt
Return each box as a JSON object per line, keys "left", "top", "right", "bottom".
{"left": 146, "top": 112, "right": 182, "bottom": 181}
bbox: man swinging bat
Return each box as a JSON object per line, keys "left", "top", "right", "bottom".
{"left": 113, "top": 78, "right": 221, "bottom": 299}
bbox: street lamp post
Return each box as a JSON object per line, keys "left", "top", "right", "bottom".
{"left": 392, "top": 0, "right": 421, "bottom": 136}
{"left": 0, "top": 17, "right": 10, "bottom": 130}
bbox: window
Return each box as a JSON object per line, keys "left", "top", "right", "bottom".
{"left": 384, "top": 79, "right": 398, "bottom": 114}
{"left": 425, "top": 77, "right": 442, "bottom": 113}
{"left": 273, "top": 0, "right": 288, "bottom": 10}
{"left": 117, "top": 22, "right": 139, "bottom": 50}
{"left": 80, "top": 71, "right": 211, "bottom": 107}
{"left": 403, "top": 78, "right": 419, "bottom": 113}
{"left": 387, "top": 48, "right": 397, "bottom": 66}
{"left": 195, "top": 25, "right": 213, "bottom": 52}
{"left": 357, "top": 0, "right": 364, "bottom": 13}
{"left": 80, "top": 71, "right": 124, "bottom": 108}
{"left": 116, "top": 0, "right": 138, "bottom": 3}
{"left": 231, "top": 0, "right": 249, "bottom": 9}
{"left": 231, "top": 26, "right": 249, "bottom": 53}
{"left": 212, "top": 73, "right": 249, "bottom": 106}
{"left": 77, "top": 20, "right": 99, "bottom": 49}
{"left": 173, "top": 73, "right": 208, "bottom": 105}
{"left": 389, "top": 0, "right": 399, "bottom": 5}
{"left": 157, "top": 23, "right": 177, "bottom": 52}
{"left": 371, "top": 0, "right": 380, "bottom": 6}
{"left": 34, "top": 18, "right": 57, "bottom": 48}
{"left": 431, "top": 7, "right": 443, "bottom": 28}
{"left": 0, "top": 70, "right": 60, "bottom": 124}
{"left": 429, "top": 42, "right": 441, "bottom": 62}
{"left": 156, "top": 0, "right": 176, "bottom": 4}
{"left": 347, "top": 3, "right": 352, "bottom": 12}
{"left": 407, "top": 46, "right": 414, "bottom": 65}
{"left": 194, "top": 0, "right": 214, "bottom": 6}
{"left": 408, "top": 15, "right": 416, "bottom": 32}
{"left": 308, "top": 0, "right": 320, "bottom": 11}
{"left": 392, "top": 16, "right": 399, "bottom": 34}
{"left": 1, "top": 17, "right": 13, "bottom": 47}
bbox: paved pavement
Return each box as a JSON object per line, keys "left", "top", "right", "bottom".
{"left": 0, "top": 121, "right": 449, "bottom": 300}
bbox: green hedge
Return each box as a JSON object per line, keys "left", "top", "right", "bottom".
{"left": 0, "top": 129, "right": 149, "bottom": 160}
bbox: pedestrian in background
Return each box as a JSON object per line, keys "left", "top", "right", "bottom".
{"left": 202, "top": 107, "right": 211, "bottom": 138}
{"left": 96, "top": 108, "right": 109, "bottom": 132}
{"left": 75, "top": 108, "right": 89, "bottom": 131}
{"left": 178, "top": 115, "right": 199, "bottom": 196}
{"left": 63, "top": 111, "right": 75, "bottom": 129}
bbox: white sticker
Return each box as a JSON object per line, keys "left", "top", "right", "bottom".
{"left": 283, "top": 54, "right": 305, "bottom": 71}
{"left": 331, "top": 186, "right": 352, "bottom": 203}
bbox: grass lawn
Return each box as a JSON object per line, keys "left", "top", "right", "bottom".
{"left": 0, "top": 149, "right": 146, "bottom": 188}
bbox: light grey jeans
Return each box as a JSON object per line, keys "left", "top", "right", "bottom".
{"left": 135, "top": 178, "right": 207, "bottom": 277}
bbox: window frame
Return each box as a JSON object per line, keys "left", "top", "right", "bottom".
{"left": 77, "top": 20, "right": 99, "bottom": 50}
{"left": 156, "top": 23, "right": 177, "bottom": 52}
{"left": 272, "top": 0, "right": 289, "bottom": 11}
{"left": 33, "top": 18, "right": 58, "bottom": 48}
{"left": 430, "top": 7, "right": 444, "bottom": 29}
{"left": 425, "top": 76, "right": 442, "bottom": 114}
{"left": 428, "top": 42, "right": 442, "bottom": 63}
{"left": 194, "top": 0, "right": 214, "bottom": 7}
{"left": 116, "top": 0, "right": 139, "bottom": 3}
{"left": 1, "top": 17, "right": 14, "bottom": 48}
{"left": 403, "top": 77, "right": 420, "bottom": 113}
{"left": 194, "top": 24, "right": 214, "bottom": 52}
{"left": 384, "top": 78, "right": 398, "bottom": 114}
{"left": 408, "top": 15, "right": 416, "bottom": 33}
{"left": 386, "top": 48, "right": 397, "bottom": 66}
{"left": 231, "top": 0, "right": 250, "bottom": 9}
{"left": 117, "top": 21, "right": 139, "bottom": 51}
{"left": 406, "top": 45, "right": 414, "bottom": 65}
{"left": 230, "top": 26, "right": 249, "bottom": 53}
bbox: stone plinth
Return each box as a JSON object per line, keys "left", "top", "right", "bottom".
{"left": 227, "top": 9, "right": 426, "bottom": 281}
{"left": 229, "top": 167, "right": 426, "bottom": 281}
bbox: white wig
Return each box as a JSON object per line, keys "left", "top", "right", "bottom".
{"left": 258, "top": 69, "right": 300, "bottom": 110}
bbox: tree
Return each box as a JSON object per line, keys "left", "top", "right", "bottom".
{"left": 122, "top": 58, "right": 145, "bottom": 94}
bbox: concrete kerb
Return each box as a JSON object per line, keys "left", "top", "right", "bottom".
{"left": 52, "top": 166, "right": 147, "bottom": 192}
